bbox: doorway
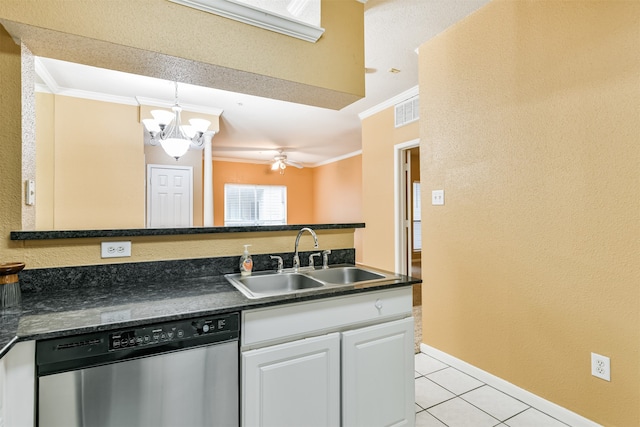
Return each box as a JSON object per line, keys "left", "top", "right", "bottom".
{"left": 147, "top": 164, "right": 193, "bottom": 228}
{"left": 394, "top": 140, "right": 422, "bottom": 306}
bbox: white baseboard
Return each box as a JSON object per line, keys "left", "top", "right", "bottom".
{"left": 420, "top": 343, "right": 602, "bottom": 427}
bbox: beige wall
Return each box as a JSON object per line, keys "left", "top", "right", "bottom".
{"left": 35, "top": 92, "right": 54, "bottom": 229}
{"left": 361, "top": 109, "right": 419, "bottom": 271}
{"left": 53, "top": 95, "right": 146, "bottom": 229}
{"left": 419, "top": 2, "right": 640, "bottom": 426}
{"left": 0, "top": 25, "right": 22, "bottom": 258}
{"left": 0, "top": 0, "right": 364, "bottom": 109}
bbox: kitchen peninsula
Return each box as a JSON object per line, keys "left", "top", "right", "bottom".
{"left": 2, "top": 224, "right": 420, "bottom": 427}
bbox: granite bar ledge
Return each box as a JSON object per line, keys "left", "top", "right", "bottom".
{"left": 10, "top": 223, "right": 365, "bottom": 241}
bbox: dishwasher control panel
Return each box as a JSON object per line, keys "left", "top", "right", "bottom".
{"left": 37, "top": 312, "right": 240, "bottom": 376}
{"left": 109, "top": 313, "right": 239, "bottom": 351}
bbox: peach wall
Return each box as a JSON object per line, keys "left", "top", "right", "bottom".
{"left": 313, "top": 154, "right": 363, "bottom": 262}
{"left": 313, "top": 154, "right": 362, "bottom": 223}
{"left": 212, "top": 160, "right": 314, "bottom": 226}
{"left": 361, "top": 108, "right": 419, "bottom": 271}
{"left": 419, "top": 1, "right": 639, "bottom": 425}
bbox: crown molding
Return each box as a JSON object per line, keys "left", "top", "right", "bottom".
{"left": 312, "top": 149, "right": 362, "bottom": 167}
{"left": 34, "top": 57, "right": 60, "bottom": 93}
{"left": 358, "top": 85, "right": 419, "bottom": 120}
{"left": 169, "top": 0, "right": 325, "bottom": 42}
{"left": 136, "top": 96, "right": 223, "bottom": 116}
{"left": 34, "top": 83, "right": 52, "bottom": 94}
{"left": 55, "top": 88, "right": 140, "bottom": 106}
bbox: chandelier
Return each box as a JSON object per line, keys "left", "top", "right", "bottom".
{"left": 142, "top": 82, "right": 211, "bottom": 160}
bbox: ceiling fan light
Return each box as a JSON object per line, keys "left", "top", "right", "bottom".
{"left": 161, "top": 137, "right": 191, "bottom": 160}
{"left": 271, "top": 161, "right": 280, "bottom": 171}
{"left": 150, "top": 109, "right": 175, "bottom": 126}
{"left": 189, "top": 118, "right": 211, "bottom": 134}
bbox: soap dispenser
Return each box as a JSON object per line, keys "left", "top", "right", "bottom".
{"left": 239, "top": 245, "right": 253, "bottom": 276}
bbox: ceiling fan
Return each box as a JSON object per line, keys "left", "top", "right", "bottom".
{"left": 271, "top": 150, "right": 302, "bottom": 174}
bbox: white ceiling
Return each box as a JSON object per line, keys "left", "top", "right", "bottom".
{"left": 34, "top": 0, "right": 489, "bottom": 167}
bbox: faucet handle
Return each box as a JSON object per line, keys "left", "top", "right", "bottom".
{"left": 270, "top": 255, "right": 284, "bottom": 273}
{"left": 321, "top": 250, "right": 332, "bottom": 269}
{"left": 308, "top": 253, "right": 321, "bottom": 268}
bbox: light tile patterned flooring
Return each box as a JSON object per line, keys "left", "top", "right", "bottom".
{"left": 414, "top": 352, "right": 571, "bottom": 427}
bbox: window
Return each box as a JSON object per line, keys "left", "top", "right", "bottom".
{"left": 224, "top": 184, "right": 287, "bottom": 226}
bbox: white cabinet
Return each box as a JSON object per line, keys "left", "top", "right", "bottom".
{"left": 242, "top": 333, "right": 341, "bottom": 427}
{"left": 0, "top": 341, "right": 35, "bottom": 427}
{"left": 342, "top": 317, "right": 414, "bottom": 427}
{"left": 242, "top": 288, "right": 414, "bottom": 427}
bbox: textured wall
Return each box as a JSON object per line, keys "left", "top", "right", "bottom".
{"left": 361, "top": 108, "right": 419, "bottom": 272}
{"left": 0, "top": 26, "right": 23, "bottom": 260}
{"left": 419, "top": 1, "right": 640, "bottom": 425}
{"left": 0, "top": 0, "right": 364, "bottom": 109}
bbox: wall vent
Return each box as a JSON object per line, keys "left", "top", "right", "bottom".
{"left": 394, "top": 96, "right": 419, "bottom": 128}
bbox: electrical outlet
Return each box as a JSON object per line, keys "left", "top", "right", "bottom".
{"left": 591, "top": 352, "right": 610, "bottom": 381}
{"left": 432, "top": 189, "right": 445, "bottom": 205}
{"left": 101, "top": 241, "right": 132, "bottom": 258}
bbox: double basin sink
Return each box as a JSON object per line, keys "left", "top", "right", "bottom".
{"left": 225, "top": 265, "right": 395, "bottom": 299}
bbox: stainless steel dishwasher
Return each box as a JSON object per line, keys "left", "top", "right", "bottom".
{"left": 36, "top": 312, "right": 239, "bottom": 427}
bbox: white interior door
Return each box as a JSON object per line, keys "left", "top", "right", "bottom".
{"left": 147, "top": 165, "right": 193, "bottom": 228}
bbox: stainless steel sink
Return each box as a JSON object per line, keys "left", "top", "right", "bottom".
{"left": 306, "top": 266, "right": 386, "bottom": 284}
{"left": 225, "top": 272, "right": 325, "bottom": 299}
{"left": 225, "top": 265, "right": 394, "bottom": 299}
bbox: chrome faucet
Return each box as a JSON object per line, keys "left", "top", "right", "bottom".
{"left": 270, "top": 255, "right": 284, "bottom": 273}
{"left": 293, "top": 227, "right": 319, "bottom": 271}
{"left": 308, "top": 253, "right": 321, "bottom": 268}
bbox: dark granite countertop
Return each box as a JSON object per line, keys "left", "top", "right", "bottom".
{"left": 10, "top": 223, "right": 365, "bottom": 240}
{"left": 0, "top": 251, "right": 419, "bottom": 358}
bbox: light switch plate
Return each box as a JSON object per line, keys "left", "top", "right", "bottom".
{"left": 25, "top": 180, "right": 35, "bottom": 206}
{"left": 432, "top": 189, "right": 444, "bottom": 205}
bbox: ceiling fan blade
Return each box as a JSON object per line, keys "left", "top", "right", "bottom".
{"left": 285, "top": 159, "right": 303, "bottom": 169}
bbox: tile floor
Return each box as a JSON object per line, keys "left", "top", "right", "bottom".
{"left": 414, "top": 352, "right": 571, "bottom": 427}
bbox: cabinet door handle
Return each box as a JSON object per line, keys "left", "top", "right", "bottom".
{"left": 374, "top": 299, "right": 383, "bottom": 310}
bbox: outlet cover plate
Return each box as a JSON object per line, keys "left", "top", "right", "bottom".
{"left": 591, "top": 352, "right": 610, "bottom": 381}
{"left": 101, "top": 241, "right": 132, "bottom": 258}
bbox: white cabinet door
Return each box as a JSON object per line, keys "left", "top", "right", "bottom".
{"left": 242, "top": 333, "right": 340, "bottom": 427}
{"left": 1, "top": 341, "right": 35, "bottom": 427}
{"left": 342, "top": 317, "right": 415, "bottom": 427}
